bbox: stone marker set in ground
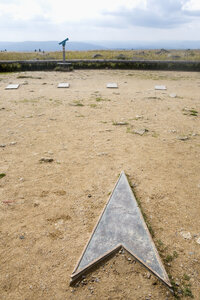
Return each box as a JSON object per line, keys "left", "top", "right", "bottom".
{"left": 5, "top": 84, "right": 20, "bottom": 90}
{"left": 155, "top": 85, "right": 167, "bottom": 90}
{"left": 57, "top": 83, "right": 70, "bottom": 88}
{"left": 107, "top": 83, "right": 118, "bottom": 88}
{"left": 71, "top": 172, "right": 172, "bottom": 291}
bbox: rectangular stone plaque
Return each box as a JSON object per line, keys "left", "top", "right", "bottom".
{"left": 155, "top": 85, "right": 167, "bottom": 90}
{"left": 58, "top": 83, "right": 70, "bottom": 88}
{"left": 107, "top": 83, "right": 118, "bottom": 88}
{"left": 5, "top": 84, "right": 19, "bottom": 90}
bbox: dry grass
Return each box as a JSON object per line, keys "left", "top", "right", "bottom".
{"left": 0, "top": 49, "right": 200, "bottom": 61}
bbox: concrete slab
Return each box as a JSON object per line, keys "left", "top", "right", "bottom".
{"left": 5, "top": 84, "right": 20, "bottom": 90}
{"left": 155, "top": 85, "right": 167, "bottom": 90}
{"left": 107, "top": 83, "right": 118, "bottom": 88}
{"left": 57, "top": 83, "right": 70, "bottom": 88}
{"left": 71, "top": 172, "right": 172, "bottom": 290}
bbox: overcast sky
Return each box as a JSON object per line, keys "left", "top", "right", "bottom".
{"left": 0, "top": 0, "right": 200, "bottom": 42}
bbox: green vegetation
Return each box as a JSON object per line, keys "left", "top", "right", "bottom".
{"left": 0, "top": 173, "right": 6, "bottom": 179}
{"left": 96, "top": 97, "right": 110, "bottom": 102}
{"left": 183, "top": 108, "right": 198, "bottom": 116}
{"left": 90, "top": 103, "right": 97, "bottom": 108}
{"left": 1, "top": 49, "right": 200, "bottom": 61}
{"left": 112, "top": 121, "right": 129, "bottom": 126}
{"left": 183, "top": 274, "right": 191, "bottom": 281}
{"left": 17, "top": 75, "right": 42, "bottom": 79}
{"left": 69, "top": 100, "right": 84, "bottom": 107}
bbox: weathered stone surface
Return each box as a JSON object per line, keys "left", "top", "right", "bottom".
{"left": 71, "top": 172, "right": 171, "bottom": 289}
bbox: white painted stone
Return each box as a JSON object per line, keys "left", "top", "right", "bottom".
{"left": 107, "top": 83, "right": 118, "bottom": 88}
{"left": 169, "top": 93, "right": 177, "bottom": 98}
{"left": 180, "top": 231, "right": 192, "bottom": 240}
{"left": 5, "top": 84, "right": 19, "bottom": 90}
{"left": 57, "top": 83, "right": 70, "bottom": 88}
{"left": 155, "top": 85, "right": 167, "bottom": 90}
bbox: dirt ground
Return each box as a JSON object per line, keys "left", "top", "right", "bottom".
{"left": 0, "top": 70, "right": 199, "bottom": 300}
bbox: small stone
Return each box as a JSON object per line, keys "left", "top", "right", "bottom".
{"left": 0, "top": 144, "right": 6, "bottom": 147}
{"left": 97, "top": 152, "right": 108, "bottom": 156}
{"left": 177, "top": 136, "right": 189, "bottom": 141}
{"left": 133, "top": 129, "right": 148, "bottom": 136}
{"left": 81, "top": 279, "right": 88, "bottom": 285}
{"left": 19, "top": 177, "right": 24, "bottom": 182}
{"left": 47, "top": 151, "right": 54, "bottom": 155}
{"left": 19, "top": 235, "right": 25, "bottom": 240}
{"left": 10, "top": 142, "right": 17, "bottom": 145}
{"left": 88, "top": 194, "right": 92, "bottom": 198}
{"left": 196, "top": 237, "right": 200, "bottom": 244}
{"left": 39, "top": 157, "right": 54, "bottom": 163}
{"left": 180, "top": 231, "right": 192, "bottom": 240}
{"left": 169, "top": 93, "right": 177, "bottom": 98}
{"left": 127, "top": 257, "right": 132, "bottom": 261}
{"left": 34, "top": 202, "right": 40, "bottom": 207}
{"left": 146, "top": 272, "right": 151, "bottom": 279}
{"left": 135, "top": 115, "right": 143, "bottom": 120}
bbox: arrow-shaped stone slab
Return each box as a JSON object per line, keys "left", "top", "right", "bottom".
{"left": 71, "top": 172, "right": 172, "bottom": 289}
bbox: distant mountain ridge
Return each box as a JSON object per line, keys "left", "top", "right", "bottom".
{"left": 0, "top": 40, "right": 200, "bottom": 52}
{"left": 0, "top": 41, "right": 106, "bottom": 52}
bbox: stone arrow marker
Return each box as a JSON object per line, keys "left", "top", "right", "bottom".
{"left": 71, "top": 171, "right": 172, "bottom": 290}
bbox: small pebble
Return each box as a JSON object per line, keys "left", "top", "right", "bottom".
{"left": 133, "top": 129, "right": 148, "bottom": 136}
{"left": 19, "top": 235, "right": 25, "bottom": 240}
{"left": 0, "top": 144, "right": 6, "bottom": 147}
{"left": 169, "top": 93, "right": 177, "bottom": 98}
{"left": 196, "top": 237, "right": 200, "bottom": 245}
{"left": 180, "top": 231, "right": 192, "bottom": 240}
{"left": 177, "top": 136, "right": 189, "bottom": 141}
{"left": 147, "top": 272, "right": 151, "bottom": 279}
{"left": 10, "top": 142, "right": 17, "bottom": 145}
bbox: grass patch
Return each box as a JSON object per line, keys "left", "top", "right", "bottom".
{"left": 0, "top": 173, "right": 6, "bottom": 179}
{"left": 183, "top": 108, "right": 198, "bottom": 116}
{"left": 183, "top": 274, "right": 190, "bottom": 281}
{"left": 169, "top": 273, "right": 194, "bottom": 299}
{"left": 112, "top": 121, "right": 129, "bottom": 126}
{"left": 76, "top": 114, "right": 85, "bottom": 118}
{"left": 17, "top": 75, "right": 42, "bottom": 79}
{"left": 1, "top": 49, "right": 200, "bottom": 61}
{"left": 19, "top": 99, "right": 38, "bottom": 103}
{"left": 152, "top": 132, "right": 159, "bottom": 138}
{"left": 69, "top": 100, "right": 84, "bottom": 107}
{"left": 165, "top": 251, "right": 178, "bottom": 263}
{"left": 96, "top": 97, "right": 110, "bottom": 102}
{"left": 90, "top": 103, "right": 97, "bottom": 108}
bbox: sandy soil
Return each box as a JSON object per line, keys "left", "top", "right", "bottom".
{"left": 0, "top": 70, "right": 200, "bottom": 300}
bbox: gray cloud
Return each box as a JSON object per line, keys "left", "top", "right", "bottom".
{"left": 102, "top": 0, "right": 200, "bottom": 29}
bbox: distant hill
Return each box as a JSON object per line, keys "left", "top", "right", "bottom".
{"left": 88, "top": 40, "right": 200, "bottom": 50}
{"left": 0, "top": 40, "right": 200, "bottom": 52}
{"left": 0, "top": 41, "right": 107, "bottom": 52}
